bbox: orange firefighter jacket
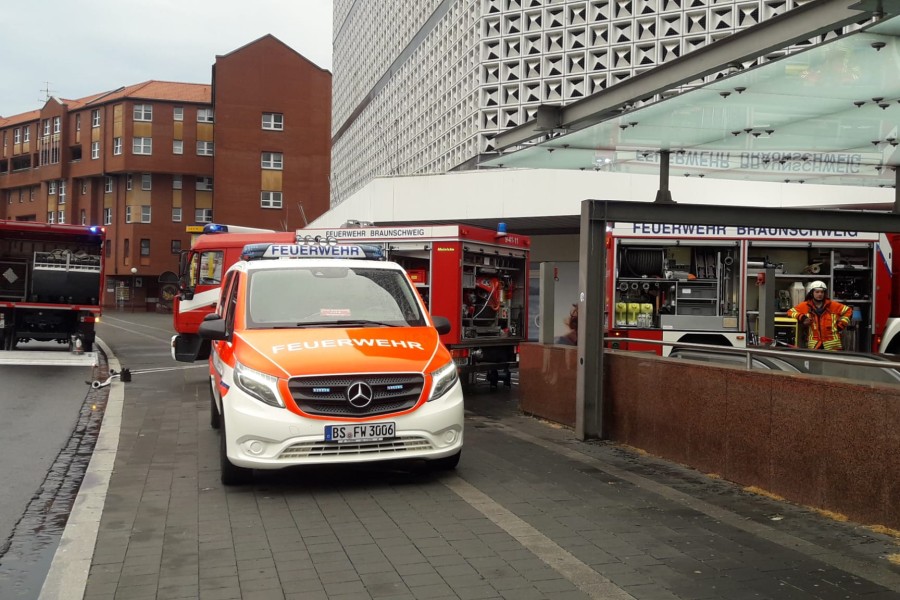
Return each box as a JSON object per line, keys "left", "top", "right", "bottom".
{"left": 787, "top": 298, "right": 852, "bottom": 351}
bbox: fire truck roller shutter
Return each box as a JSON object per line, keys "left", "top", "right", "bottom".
{"left": 619, "top": 247, "right": 666, "bottom": 278}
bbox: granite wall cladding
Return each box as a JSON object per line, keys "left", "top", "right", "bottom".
{"left": 518, "top": 343, "right": 900, "bottom": 530}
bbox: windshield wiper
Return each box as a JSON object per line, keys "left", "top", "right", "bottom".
{"left": 296, "top": 319, "right": 400, "bottom": 328}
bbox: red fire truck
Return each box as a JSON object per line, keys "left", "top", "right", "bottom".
{"left": 0, "top": 220, "right": 105, "bottom": 351}
{"left": 605, "top": 221, "right": 900, "bottom": 354}
{"left": 171, "top": 223, "right": 530, "bottom": 386}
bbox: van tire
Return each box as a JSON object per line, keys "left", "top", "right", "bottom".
{"left": 429, "top": 450, "right": 461, "bottom": 471}
{"left": 209, "top": 381, "right": 220, "bottom": 430}
{"left": 219, "top": 414, "right": 252, "bottom": 485}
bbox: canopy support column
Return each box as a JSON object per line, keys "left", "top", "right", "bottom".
{"left": 655, "top": 150, "right": 674, "bottom": 204}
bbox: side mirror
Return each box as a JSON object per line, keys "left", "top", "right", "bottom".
{"left": 432, "top": 315, "right": 451, "bottom": 335}
{"left": 198, "top": 313, "right": 227, "bottom": 341}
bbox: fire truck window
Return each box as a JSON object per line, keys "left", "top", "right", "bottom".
{"left": 198, "top": 251, "right": 224, "bottom": 285}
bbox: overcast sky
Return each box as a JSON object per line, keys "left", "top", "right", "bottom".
{"left": 0, "top": 0, "right": 333, "bottom": 118}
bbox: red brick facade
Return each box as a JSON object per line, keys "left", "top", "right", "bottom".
{"left": 0, "top": 35, "right": 331, "bottom": 309}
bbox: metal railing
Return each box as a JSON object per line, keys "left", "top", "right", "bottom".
{"left": 604, "top": 336, "right": 900, "bottom": 382}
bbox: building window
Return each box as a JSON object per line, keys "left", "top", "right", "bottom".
{"left": 23, "top": 127, "right": 30, "bottom": 143}
{"left": 133, "top": 104, "right": 152, "bottom": 121}
{"left": 173, "top": 140, "right": 183, "bottom": 155}
{"left": 49, "top": 181, "right": 57, "bottom": 195}
{"left": 171, "top": 239, "right": 182, "bottom": 254}
{"left": 91, "top": 109, "right": 100, "bottom": 128}
{"left": 80, "top": 210, "right": 86, "bottom": 225}
{"left": 172, "top": 175, "right": 182, "bottom": 190}
{"left": 195, "top": 208, "right": 213, "bottom": 223}
{"left": 47, "top": 211, "right": 55, "bottom": 224}
{"left": 197, "top": 108, "right": 214, "bottom": 123}
{"left": 91, "top": 141, "right": 100, "bottom": 159}
{"left": 172, "top": 207, "right": 182, "bottom": 222}
{"left": 57, "top": 210, "right": 65, "bottom": 224}
{"left": 81, "top": 181, "right": 87, "bottom": 195}
{"left": 42, "top": 120, "right": 50, "bottom": 136}
{"left": 261, "top": 191, "right": 283, "bottom": 208}
{"left": 195, "top": 177, "right": 213, "bottom": 191}
{"left": 30, "top": 187, "right": 35, "bottom": 201}
{"left": 133, "top": 137, "right": 152, "bottom": 155}
{"left": 75, "top": 114, "right": 81, "bottom": 131}
{"left": 58, "top": 181, "right": 66, "bottom": 203}
{"left": 140, "top": 239, "right": 150, "bottom": 256}
{"left": 53, "top": 117, "right": 61, "bottom": 133}
{"left": 124, "top": 239, "right": 130, "bottom": 258}
{"left": 105, "top": 177, "right": 113, "bottom": 193}
{"left": 196, "top": 141, "right": 214, "bottom": 156}
{"left": 104, "top": 208, "right": 112, "bottom": 225}
{"left": 173, "top": 107, "right": 183, "bottom": 121}
{"left": 262, "top": 113, "right": 284, "bottom": 130}
{"left": 113, "top": 137, "right": 122, "bottom": 155}
{"left": 126, "top": 174, "right": 133, "bottom": 191}
{"left": 14, "top": 129, "right": 20, "bottom": 144}
{"left": 141, "top": 206, "right": 151, "bottom": 223}
{"left": 141, "top": 173, "right": 152, "bottom": 191}
{"left": 125, "top": 206, "right": 133, "bottom": 223}
{"left": 261, "top": 152, "right": 283, "bottom": 170}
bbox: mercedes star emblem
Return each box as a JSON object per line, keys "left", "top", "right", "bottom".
{"left": 346, "top": 381, "right": 374, "bottom": 408}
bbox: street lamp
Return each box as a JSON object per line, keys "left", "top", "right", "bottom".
{"left": 130, "top": 267, "right": 137, "bottom": 312}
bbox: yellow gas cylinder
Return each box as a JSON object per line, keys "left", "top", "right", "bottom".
{"left": 640, "top": 303, "right": 654, "bottom": 327}
{"left": 615, "top": 302, "right": 627, "bottom": 326}
{"left": 627, "top": 302, "right": 640, "bottom": 326}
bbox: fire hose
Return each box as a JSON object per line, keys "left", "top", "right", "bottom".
{"left": 88, "top": 365, "right": 205, "bottom": 388}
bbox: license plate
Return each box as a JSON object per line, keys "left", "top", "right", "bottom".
{"left": 325, "top": 422, "right": 395, "bottom": 443}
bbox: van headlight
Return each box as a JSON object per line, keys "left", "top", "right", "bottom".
{"left": 234, "top": 361, "right": 284, "bottom": 408}
{"left": 428, "top": 361, "right": 459, "bottom": 402}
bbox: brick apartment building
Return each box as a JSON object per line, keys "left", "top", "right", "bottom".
{"left": 0, "top": 35, "right": 331, "bottom": 309}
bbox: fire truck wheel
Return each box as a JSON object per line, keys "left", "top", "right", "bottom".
{"left": 219, "top": 414, "right": 252, "bottom": 486}
{"left": 429, "top": 450, "right": 461, "bottom": 471}
{"left": 487, "top": 369, "right": 500, "bottom": 390}
{"left": 3, "top": 329, "right": 16, "bottom": 351}
{"left": 209, "top": 381, "right": 221, "bottom": 430}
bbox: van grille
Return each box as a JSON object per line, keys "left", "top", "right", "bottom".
{"left": 287, "top": 374, "right": 424, "bottom": 417}
{"left": 279, "top": 436, "right": 434, "bottom": 459}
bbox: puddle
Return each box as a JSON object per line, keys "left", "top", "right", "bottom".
{"left": 0, "top": 358, "right": 109, "bottom": 599}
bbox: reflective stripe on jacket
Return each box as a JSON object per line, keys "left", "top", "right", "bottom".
{"left": 787, "top": 299, "right": 852, "bottom": 350}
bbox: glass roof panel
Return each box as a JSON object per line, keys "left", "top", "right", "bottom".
{"left": 485, "top": 14, "right": 900, "bottom": 189}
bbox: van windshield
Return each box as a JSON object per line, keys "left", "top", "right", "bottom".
{"left": 246, "top": 266, "right": 427, "bottom": 328}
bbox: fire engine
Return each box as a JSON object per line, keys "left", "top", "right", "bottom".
{"left": 605, "top": 221, "right": 900, "bottom": 354}
{"left": 172, "top": 223, "right": 530, "bottom": 386}
{"left": 0, "top": 220, "right": 105, "bottom": 351}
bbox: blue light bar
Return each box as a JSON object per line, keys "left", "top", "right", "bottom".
{"left": 203, "top": 223, "right": 229, "bottom": 234}
{"left": 88, "top": 226, "right": 104, "bottom": 235}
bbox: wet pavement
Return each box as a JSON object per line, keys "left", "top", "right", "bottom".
{"left": 23, "top": 310, "right": 900, "bottom": 599}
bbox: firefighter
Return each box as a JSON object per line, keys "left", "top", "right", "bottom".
{"left": 787, "top": 280, "right": 852, "bottom": 351}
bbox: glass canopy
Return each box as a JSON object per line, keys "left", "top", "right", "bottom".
{"left": 483, "top": 15, "right": 900, "bottom": 189}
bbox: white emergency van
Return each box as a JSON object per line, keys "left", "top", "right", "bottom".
{"left": 199, "top": 242, "right": 464, "bottom": 484}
